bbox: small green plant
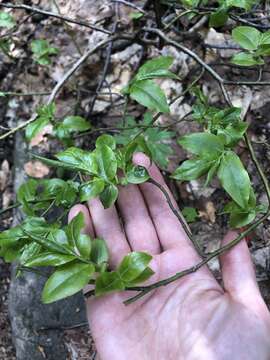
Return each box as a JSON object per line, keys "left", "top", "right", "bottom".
{"left": 172, "top": 89, "right": 267, "bottom": 228}
{"left": 209, "top": 0, "right": 257, "bottom": 27}
{"left": 122, "top": 56, "right": 178, "bottom": 113}
{"left": 31, "top": 39, "right": 59, "bottom": 66}
{"left": 231, "top": 26, "right": 270, "bottom": 66}
{"left": 182, "top": 207, "right": 199, "bottom": 223}
{"left": 0, "top": 11, "right": 15, "bottom": 29}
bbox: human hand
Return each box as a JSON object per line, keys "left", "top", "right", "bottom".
{"left": 69, "top": 153, "right": 270, "bottom": 360}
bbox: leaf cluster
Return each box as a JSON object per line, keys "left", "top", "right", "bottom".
{"left": 232, "top": 26, "right": 270, "bottom": 66}
{"left": 123, "top": 56, "right": 178, "bottom": 113}
{"left": 115, "top": 113, "right": 174, "bottom": 169}
{"left": 0, "top": 212, "right": 154, "bottom": 303}
{"left": 31, "top": 39, "right": 59, "bottom": 66}
{"left": 172, "top": 89, "right": 266, "bottom": 228}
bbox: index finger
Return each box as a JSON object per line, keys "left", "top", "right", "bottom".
{"left": 133, "top": 153, "right": 200, "bottom": 262}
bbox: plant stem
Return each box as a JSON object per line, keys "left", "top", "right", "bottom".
{"left": 245, "top": 134, "right": 270, "bottom": 206}
{"left": 148, "top": 178, "right": 204, "bottom": 257}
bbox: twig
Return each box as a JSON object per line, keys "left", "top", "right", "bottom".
{"left": 111, "top": 0, "right": 146, "bottom": 14}
{"left": 245, "top": 134, "right": 270, "bottom": 205}
{"left": 38, "top": 321, "right": 89, "bottom": 331}
{"left": 87, "top": 6, "right": 119, "bottom": 117}
{"left": 0, "top": 91, "right": 51, "bottom": 97}
{"left": 0, "top": 13, "right": 33, "bottom": 39}
{"left": 204, "top": 44, "right": 241, "bottom": 50}
{"left": 0, "top": 3, "right": 111, "bottom": 35}
{"left": 124, "top": 211, "right": 270, "bottom": 304}
{"left": 164, "top": 10, "right": 198, "bottom": 31}
{"left": 230, "top": 14, "right": 270, "bottom": 29}
{"left": 0, "top": 202, "right": 20, "bottom": 216}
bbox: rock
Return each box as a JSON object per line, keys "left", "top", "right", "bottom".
{"left": 9, "top": 133, "right": 87, "bottom": 360}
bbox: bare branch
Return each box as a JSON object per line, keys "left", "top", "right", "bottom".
{"left": 111, "top": 0, "right": 146, "bottom": 14}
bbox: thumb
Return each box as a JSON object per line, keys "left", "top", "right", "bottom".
{"left": 219, "top": 231, "right": 261, "bottom": 305}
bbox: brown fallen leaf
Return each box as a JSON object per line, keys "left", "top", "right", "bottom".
{"left": 24, "top": 161, "right": 50, "bottom": 178}
{"left": 199, "top": 201, "right": 216, "bottom": 223}
{"left": 2, "top": 189, "right": 12, "bottom": 209}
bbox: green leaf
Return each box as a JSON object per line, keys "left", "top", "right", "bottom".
{"left": 222, "top": 188, "right": 258, "bottom": 228}
{"left": 76, "top": 234, "right": 91, "bottom": 259}
{"left": 56, "top": 147, "right": 98, "bottom": 174}
{"left": 56, "top": 116, "right": 90, "bottom": 140}
{"left": 205, "top": 161, "right": 220, "bottom": 186}
{"left": 231, "top": 52, "right": 263, "bottom": 66}
{"left": 218, "top": 151, "right": 251, "bottom": 208}
{"left": 90, "top": 238, "right": 109, "bottom": 265}
{"left": 24, "top": 252, "right": 76, "bottom": 267}
{"left": 182, "top": 207, "right": 198, "bottom": 223}
{"left": 95, "top": 145, "right": 117, "bottom": 180}
{"left": 79, "top": 178, "right": 105, "bottom": 202}
{"left": 256, "top": 203, "right": 268, "bottom": 214}
{"left": 22, "top": 228, "right": 69, "bottom": 255}
{"left": 31, "top": 153, "right": 82, "bottom": 171}
{"left": 232, "top": 26, "right": 261, "bottom": 50}
{"left": 66, "top": 212, "right": 84, "bottom": 250}
{"left": 37, "top": 103, "right": 56, "bottom": 119}
{"left": 135, "top": 56, "right": 178, "bottom": 81}
{"left": 178, "top": 133, "right": 224, "bottom": 159}
{"left": 209, "top": 9, "right": 228, "bottom": 28}
{"left": 0, "top": 226, "right": 27, "bottom": 248}
{"left": 95, "top": 271, "right": 125, "bottom": 296}
{"left": 129, "top": 80, "right": 170, "bottom": 113}
{"left": 126, "top": 165, "right": 150, "bottom": 184}
{"left": 212, "top": 107, "right": 242, "bottom": 127}
{"left": 42, "top": 262, "right": 94, "bottom": 303}
{"left": 25, "top": 103, "right": 56, "bottom": 141}
{"left": 100, "top": 184, "right": 118, "bottom": 208}
{"left": 0, "top": 12, "right": 15, "bottom": 29}
{"left": 17, "top": 179, "right": 38, "bottom": 215}
{"left": 54, "top": 181, "right": 78, "bottom": 208}
{"left": 259, "top": 32, "right": 270, "bottom": 46}
{"left": 115, "top": 114, "right": 174, "bottom": 168}
{"left": 96, "top": 134, "right": 116, "bottom": 150}
{"left": 172, "top": 158, "right": 213, "bottom": 181}
{"left": 256, "top": 45, "right": 270, "bottom": 57}
{"left": 229, "top": 209, "right": 256, "bottom": 228}
{"left": 217, "top": 121, "right": 248, "bottom": 146}
{"left": 126, "top": 267, "right": 154, "bottom": 285}
{"left": 20, "top": 243, "right": 41, "bottom": 265}
{"left": 118, "top": 252, "right": 152, "bottom": 283}
{"left": 129, "top": 11, "right": 144, "bottom": 20}
{"left": 225, "top": 0, "right": 256, "bottom": 10}
{"left": 25, "top": 117, "right": 50, "bottom": 141}
{"left": 31, "top": 40, "right": 59, "bottom": 66}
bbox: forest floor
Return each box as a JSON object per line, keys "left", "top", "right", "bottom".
{"left": 0, "top": 0, "right": 270, "bottom": 358}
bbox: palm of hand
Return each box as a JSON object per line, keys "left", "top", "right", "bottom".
{"left": 69, "top": 153, "right": 270, "bottom": 360}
